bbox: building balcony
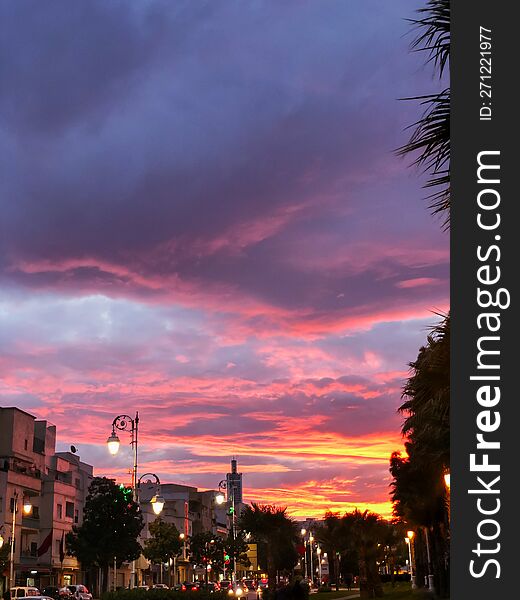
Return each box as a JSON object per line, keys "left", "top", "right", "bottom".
{"left": 20, "top": 551, "right": 38, "bottom": 564}
{"left": 22, "top": 515, "right": 40, "bottom": 530}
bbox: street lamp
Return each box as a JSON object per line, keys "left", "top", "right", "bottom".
{"left": 406, "top": 531, "right": 416, "bottom": 590}
{"left": 137, "top": 473, "right": 164, "bottom": 515}
{"left": 309, "top": 534, "right": 315, "bottom": 586}
{"left": 216, "top": 480, "right": 237, "bottom": 583}
{"left": 8, "top": 492, "right": 32, "bottom": 589}
{"left": 108, "top": 412, "right": 139, "bottom": 587}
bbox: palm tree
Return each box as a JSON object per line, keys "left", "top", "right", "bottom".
{"left": 390, "top": 315, "right": 450, "bottom": 597}
{"left": 342, "top": 510, "right": 387, "bottom": 599}
{"left": 238, "top": 503, "right": 298, "bottom": 589}
{"left": 315, "top": 513, "right": 342, "bottom": 590}
{"left": 390, "top": 2, "right": 451, "bottom": 595}
{"left": 400, "top": 314, "right": 450, "bottom": 470}
{"left": 397, "top": 0, "right": 450, "bottom": 229}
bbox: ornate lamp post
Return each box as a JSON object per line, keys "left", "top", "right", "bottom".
{"left": 215, "top": 480, "right": 236, "bottom": 583}
{"left": 137, "top": 473, "right": 165, "bottom": 515}
{"left": 8, "top": 492, "right": 32, "bottom": 589}
{"left": 107, "top": 412, "right": 139, "bottom": 587}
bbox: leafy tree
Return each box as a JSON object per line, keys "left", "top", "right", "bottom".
{"left": 190, "top": 532, "right": 225, "bottom": 578}
{"left": 224, "top": 531, "right": 251, "bottom": 571}
{"left": 66, "top": 477, "right": 143, "bottom": 592}
{"left": 238, "top": 504, "right": 298, "bottom": 589}
{"left": 143, "top": 518, "right": 182, "bottom": 582}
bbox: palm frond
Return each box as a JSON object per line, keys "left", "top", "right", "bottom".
{"left": 408, "top": 0, "right": 450, "bottom": 77}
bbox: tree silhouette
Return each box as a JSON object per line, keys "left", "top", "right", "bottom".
{"left": 66, "top": 477, "right": 143, "bottom": 592}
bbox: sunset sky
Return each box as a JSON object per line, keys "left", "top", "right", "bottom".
{"left": 0, "top": 0, "right": 448, "bottom": 518}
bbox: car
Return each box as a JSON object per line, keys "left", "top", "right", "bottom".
{"left": 10, "top": 588, "right": 41, "bottom": 599}
{"left": 42, "top": 588, "right": 71, "bottom": 600}
{"left": 219, "top": 581, "right": 232, "bottom": 591}
{"left": 198, "top": 583, "right": 220, "bottom": 593}
{"left": 243, "top": 581, "right": 256, "bottom": 591}
{"left": 227, "top": 585, "right": 245, "bottom": 598}
{"left": 181, "top": 583, "right": 200, "bottom": 592}
{"left": 62, "top": 586, "right": 92, "bottom": 600}
{"left": 152, "top": 585, "right": 169, "bottom": 590}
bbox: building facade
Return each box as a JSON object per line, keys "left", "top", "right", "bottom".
{"left": 0, "top": 407, "right": 93, "bottom": 595}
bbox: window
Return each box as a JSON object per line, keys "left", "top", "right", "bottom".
{"left": 32, "top": 505, "right": 40, "bottom": 519}
{"left": 24, "top": 439, "right": 28, "bottom": 451}
{"left": 74, "top": 509, "right": 79, "bottom": 524}
{"left": 65, "top": 502, "right": 74, "bottom": 519}
{"left": 57, "top": 503, "right": 62, "bottom": 519}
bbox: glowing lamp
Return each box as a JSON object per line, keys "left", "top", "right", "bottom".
{"left": 151, "top": 494, "right": 165, "bottom": 515}
{"left": 0, "top": 534, "right": 4, "bottom": 549}
{"left": 179, "top": 533, "right": 185, "bottom": 540}
{"left": 215, "top": 492, "right": 225, "bottom": 505}
{"left": 407, "top": 530, "right": 415, "bottom": 540}
{"left": 444, "top": 473, "right": 451, "bottom": 489}
{"left": 301, "top": 528, "right": 306, "bottom": 536}
{"left": 23, "top": 497, "right": 33, "bottom": 515}
{"left": 107, "top": 432, "right": 121, "bottom": 455}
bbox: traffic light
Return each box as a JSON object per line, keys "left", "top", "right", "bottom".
{"left": 227, "top": 506, "right": 234, "bottom": 515}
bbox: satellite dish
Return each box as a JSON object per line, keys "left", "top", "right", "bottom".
{"left": 70, "top": 445, "right": 77, "bottom": 454}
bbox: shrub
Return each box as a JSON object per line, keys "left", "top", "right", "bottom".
{"left": 102, "top": 590, "right": 228, "bottom": 600}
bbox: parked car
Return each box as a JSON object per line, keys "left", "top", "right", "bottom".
{"left": 42, "top": 587, "right": 69, "bottom": 600}
{"left": 152, "top": 585, "right": 169, "bottom": 590}
{"left": 181, "top": 583, "right": 199, "bottom": 592}
{"left": 198, "top": 583, "right": 220, "bottom": 593}
{"left": 10, "top": 588, "right": 41, "bottom": 599}
{"left": 62, "top": 586, "right": 92, "bottom": 600}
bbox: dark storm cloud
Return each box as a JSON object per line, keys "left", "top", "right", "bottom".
{"left": 0, "top": 0, "right": 446, "bottom": 317}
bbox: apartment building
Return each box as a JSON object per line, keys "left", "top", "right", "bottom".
{"left": 0, "top": 407, "right": 93, "bottom": 593}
